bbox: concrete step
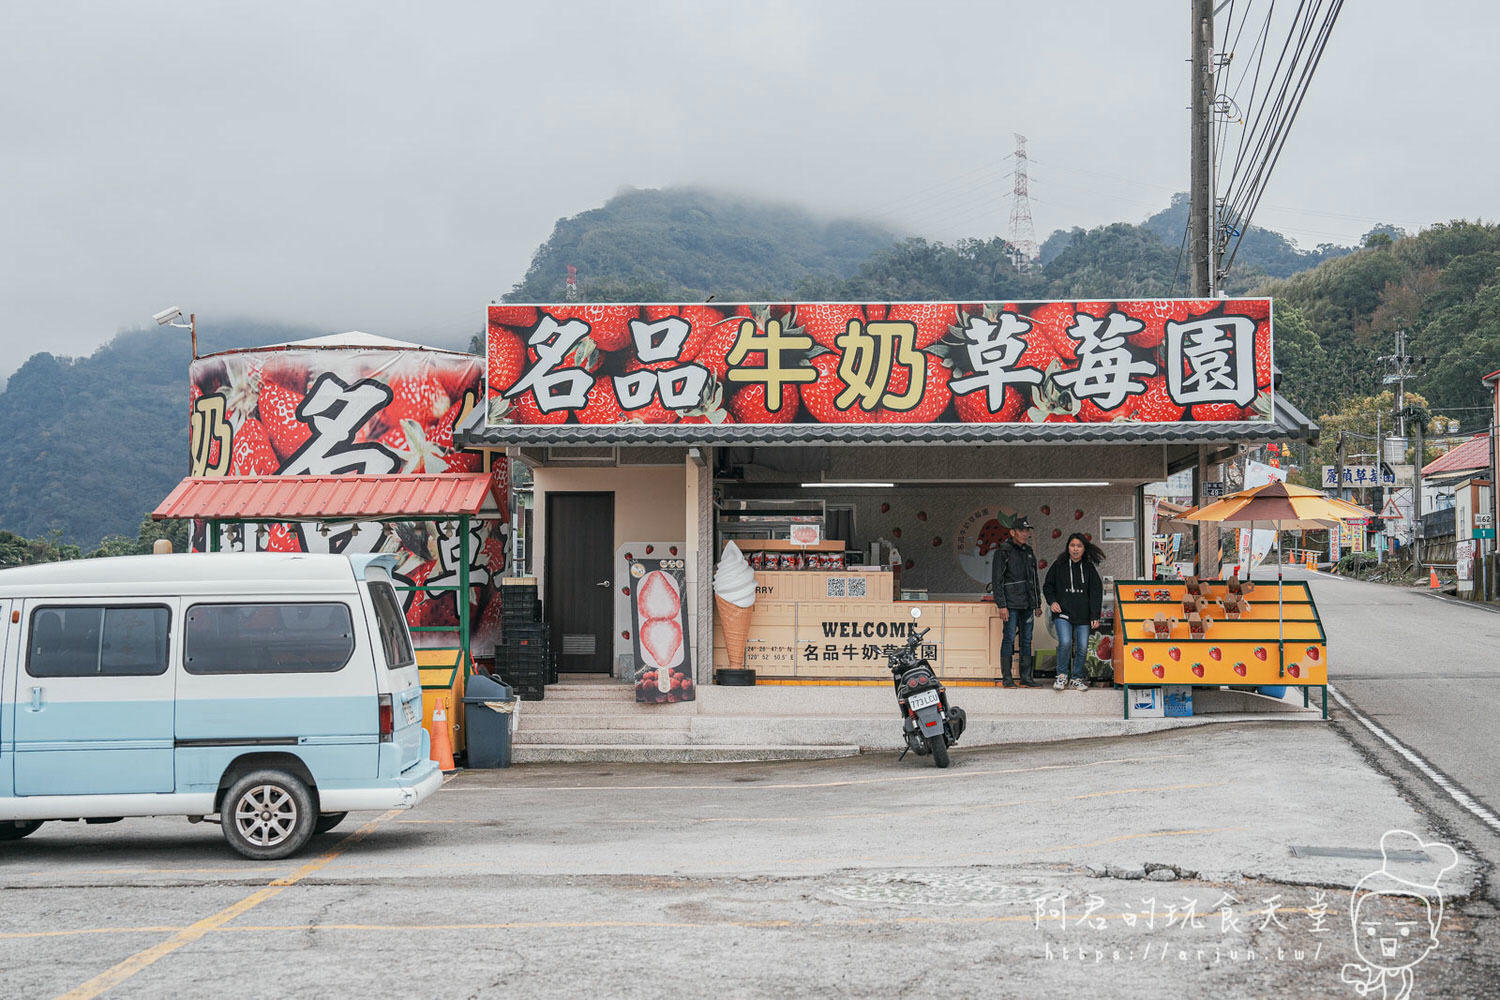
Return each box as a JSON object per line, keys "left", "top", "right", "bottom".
{"left": 510, "top": 743, "right": 863, "bottom": 764}
{"left": 519, "top": 699, "right": 697, "bottom": 716}
{"left": 513, "top": 713, "right": 694, "bottom": 730}
{"left": 537, "top": 685, "right": 637, "bottom": 701}
{"left": 512, "top": 728, "right": 706, "bottom": 746}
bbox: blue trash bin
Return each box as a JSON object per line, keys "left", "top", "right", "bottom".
{"left": 462, "top": 673, "right": 516, "bottom": 768}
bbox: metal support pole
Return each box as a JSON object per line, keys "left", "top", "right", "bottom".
{"left": 459, "top": 515, "right": 471, "bottom": 670}
{"left": 1413, "top": 417, "right": 1425, "bottom": 566}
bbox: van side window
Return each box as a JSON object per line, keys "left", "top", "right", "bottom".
{"left": 184, "top": 603, "right": 355, "bottom": 674}
{"left": 27, "top": 606, "right": 171, "bottom": 678}
{"left": 367, "top": 581, "right": 415, "bottom": 670}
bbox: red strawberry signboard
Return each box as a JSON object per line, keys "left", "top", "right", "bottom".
{"left": 187, "top": 342, "right": 505, "bottom": 646}
{"left": 487, "top": 299, "right": 1273, "bottom": 428}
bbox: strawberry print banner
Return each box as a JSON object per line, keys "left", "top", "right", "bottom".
{"left": 486, "top": 300, "right": 1273, "bottom": 426}
{"left": 188, "top": 346, "right": 508, "bottom": 648}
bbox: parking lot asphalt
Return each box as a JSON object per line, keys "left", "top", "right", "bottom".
{"left": 3, "top": 722, "right": 1495, "bottom": 999}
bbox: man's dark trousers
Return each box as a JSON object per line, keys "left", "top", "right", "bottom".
{"left": 1000, "top": 611, "right": 1035, "bottom": 685}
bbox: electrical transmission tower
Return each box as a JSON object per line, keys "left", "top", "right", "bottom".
{"left": 1008, "top": 133, "right": 1038, "bottom": 269}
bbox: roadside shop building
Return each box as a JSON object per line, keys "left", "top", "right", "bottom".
{"left": 458, "top": 300, "right": 1318, "bottom": 691}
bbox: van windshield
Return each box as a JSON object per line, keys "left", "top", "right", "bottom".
{"left": 368, "top": 581, "right": 416, "bottom": 670}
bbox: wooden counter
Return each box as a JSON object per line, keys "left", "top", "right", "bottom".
{"left": 712, "top": 579, "right": 1002, "bottom": 680}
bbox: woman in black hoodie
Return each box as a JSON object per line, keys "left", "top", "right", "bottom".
{"left": 1043, "top": 532, "right": 1105, "bottom": 691}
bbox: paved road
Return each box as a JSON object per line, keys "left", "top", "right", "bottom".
{"left": 1293, "top": 568, "right": 1500, "bottom": 869}
{"left": 3, "top": 724, "right": 1493, "bottom": 999}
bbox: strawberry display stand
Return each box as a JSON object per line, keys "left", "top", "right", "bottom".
{"left": 1109, "top": 580, "right": 1327, "bottom": 719}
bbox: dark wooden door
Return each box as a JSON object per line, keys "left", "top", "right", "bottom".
{"left": 545, "top": 492, "right": 614, "bottom": 673}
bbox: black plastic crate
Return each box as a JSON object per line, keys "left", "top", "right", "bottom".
{"left": 500, "top": 623, "right": 548, "bottom": 643}
{"left": 500, "top": 585, "right": 538, "bottom": 610}
{"left": 495, "top": 658, "right": 546, "bottom": 680}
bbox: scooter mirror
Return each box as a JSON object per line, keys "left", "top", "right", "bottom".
{"left": 909, "top": 606, "right": 922, "bottom": 619}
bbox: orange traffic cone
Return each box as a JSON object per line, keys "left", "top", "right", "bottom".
{"left": 430, "top": 698, "right": 456, "bottom": 771}
{"left": 1429, "top": 567, "right": 1441, "bottom": 589}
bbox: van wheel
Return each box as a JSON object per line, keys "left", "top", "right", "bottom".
{"left": 220, "top": 770, "right": 315, "bottom": 860}
{"left": 313, "top": 812, "right": 348, "bottom": 835}
{"left": 0, "top": 820, "right": 43, "bottom": 841}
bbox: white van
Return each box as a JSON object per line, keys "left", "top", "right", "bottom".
{"left": 0, "top": 552, "right": 441, "bottom": 859}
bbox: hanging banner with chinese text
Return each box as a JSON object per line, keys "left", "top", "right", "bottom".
{"left": 188, "top": 343, "right": 507, "bottom": 648}
{"left": 486, "top": 300, "right": 1273, "bottom": 427}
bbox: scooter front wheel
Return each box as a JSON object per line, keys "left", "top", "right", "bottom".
{"left": 930, "top": 736, "right": 950, "bottom": 768}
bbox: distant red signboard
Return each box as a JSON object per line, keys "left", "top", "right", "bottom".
{"left": 485, "top": 299, "right": 1273, "bottom": 428}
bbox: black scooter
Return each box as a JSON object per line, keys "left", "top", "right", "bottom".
{"left": 890, "top": 607, "right": 966, "bottom": 767}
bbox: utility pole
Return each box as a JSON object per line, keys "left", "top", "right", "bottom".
{"left": 1190, "top": 0, "right": 1221, "bottom": 575}
{"left": 1379, "top": 330, "right": 1425, "bottom": 439}
{"left": 1189, "top": 0, "right": 1215, "bottom": 297}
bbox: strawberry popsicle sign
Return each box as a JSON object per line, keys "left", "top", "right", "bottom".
{"left": 485, "top": 300, "right": 1273, "bottom": 427}
{"left": 629, "top": 557, "right": 695, "bottom": 704}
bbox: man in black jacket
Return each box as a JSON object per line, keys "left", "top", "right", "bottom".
{"left": 991, "top": 517, "right": 1041, "bottom": 687}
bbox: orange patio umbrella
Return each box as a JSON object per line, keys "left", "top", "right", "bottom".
{"left": 1179, "top": 480, "right": 1375, "bottom": 669}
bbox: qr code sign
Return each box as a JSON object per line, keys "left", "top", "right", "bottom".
{"left": 825, "top": 576, "right": 866, "bottom": 598}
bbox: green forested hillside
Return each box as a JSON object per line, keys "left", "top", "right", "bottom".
{"left": 0, "top": 321, "right": 317, "bottom": 549}
{"left": 506, "top": 186, "right": 900, "bottom": 302}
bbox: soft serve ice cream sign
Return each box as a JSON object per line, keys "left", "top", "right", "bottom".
{"left": 713, "top": 542, "right": 757, "bottom": 676}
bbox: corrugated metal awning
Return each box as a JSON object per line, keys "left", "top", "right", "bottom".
{"left": 152, "top": 474, "right": 500, "bottom": 522}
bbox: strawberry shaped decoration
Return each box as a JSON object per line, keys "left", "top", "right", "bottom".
{"left": 1306, "top": 646, "right": 1320, "bottom": 661}
{"left": 1152, "top": 665, "right": 1165, "bottom": 678}
{"left": 1168, "top": 647, "right": 1182, "bottom": 661}
{"left": 1233, "top": 662, "right": 1248, "bottom": 677}
{"left": 1131, "top": 647, "right": 1145, "bottom": 661}
{"left": 1191, "top": 663, "right": 1205, "bottom": 678}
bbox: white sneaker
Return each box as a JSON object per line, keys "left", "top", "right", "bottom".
{"left": 1070, "top": 678, "right": 1090, "bottom": 691}
{"left": 1053, "top": 675, "right": 1067, "bottom": 690}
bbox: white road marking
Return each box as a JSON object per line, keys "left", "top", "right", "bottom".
{"left": 1329, "top": 683, "right": 1500, "bottom": 836}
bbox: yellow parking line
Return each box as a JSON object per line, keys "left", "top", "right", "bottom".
{"left": 700, "top": 826, "right": 1246, "bottom": 868}
{"left": 8, "top": 906, "right": 1339, "bottom": 943}
{"left": 53, "top": 808, "right": 403, "bottom": 1000}
{"left": 696, "top": 782, "right": 1228, "bottom": 823}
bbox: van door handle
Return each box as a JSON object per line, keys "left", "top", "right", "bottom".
{"left": 595, "top": 580, "right": 610, "bottom": 589}
{"left": 28, "top": 686, "right": 43, "bottom": 712}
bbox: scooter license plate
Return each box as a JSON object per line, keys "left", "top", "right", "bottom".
{"left": 908, "top": 689, "right": 940, "bottom": 711}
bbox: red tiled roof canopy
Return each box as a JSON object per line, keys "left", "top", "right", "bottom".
{"left": 1421, "top": 434, "right": 1492, "bottom": 476}
{"left": 152, "top": 474, "right": 499, "bottom": 522}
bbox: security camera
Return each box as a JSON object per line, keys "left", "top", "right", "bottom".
{"left": 153, "top": 306, "right": 183, "bottom": 326}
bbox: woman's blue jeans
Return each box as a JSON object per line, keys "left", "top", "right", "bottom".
{"left": 1054, "top": 619, "right": 1091, "bottom": 681}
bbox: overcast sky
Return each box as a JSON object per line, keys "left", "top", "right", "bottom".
{"left": 1, "top": 1, "right": 1493, "bottom": 378}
